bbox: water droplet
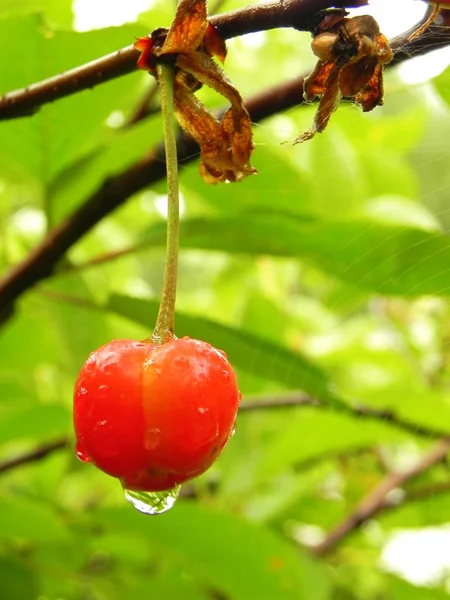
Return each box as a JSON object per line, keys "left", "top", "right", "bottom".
{"left": 75, "top": 442, "right": 90, "bottom": 463}
{"left": 174, "top": 356, "right": 189, "bottom": 371}
{"left": 144, "top": 427, "right": 162, "bottom": 450}
{"left": 103, "top": 361, "right": 118, "bottom": 374}
{"left": 221, "top": 369, "right": 230, "bottom": 385}
{"left": 198, "top": 407, "right": 209, "bottom": 414}
{"left": 231, "top": 420, "right": 237, "bottom": 437}
{"left": 124, "top": 486, "right": 180, "bottom": 515}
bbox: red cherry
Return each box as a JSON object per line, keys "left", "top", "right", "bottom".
{"left": 73, "top": 337, "right": 241, "bottom": 492}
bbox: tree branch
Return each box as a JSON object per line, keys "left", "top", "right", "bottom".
{"left": 312, "top": 437, "right": 450, "bottom": 556}
{"left": 0, "top": 15, "right": 449, "bottom": 319}
{"left": 0, "top": 0, "right": 409, "bottom": 121}
{"left": 0, "top": 47, "right": 139, "bottom": 120}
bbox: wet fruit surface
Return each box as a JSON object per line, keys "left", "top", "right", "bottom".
{"left": 73, "top": 337, "right": 240, "bottom": 492}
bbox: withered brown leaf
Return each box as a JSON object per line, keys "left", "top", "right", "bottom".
{"left": 204, "top": 23, "right": 227, "bottom": 64}
{"left": 134, "top": 0, "right": 255, "bottom": 184}
{"left": 159, "top": 0, "right": 207, "bottom": 56}
{"left": 295, "top": 14, "right": 393, "bottom": 143}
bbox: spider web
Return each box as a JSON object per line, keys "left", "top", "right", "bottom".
{"left": 216, "top": 1, "right": 450, "bottom": 587}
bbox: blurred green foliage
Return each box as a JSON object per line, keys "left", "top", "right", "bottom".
{"left": 1, "top": 0, "right": 450, "bottom": 598}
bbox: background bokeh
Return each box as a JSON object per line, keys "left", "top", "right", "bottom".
{"left": 2, "top": 0, "right": 450, "bottom": 598}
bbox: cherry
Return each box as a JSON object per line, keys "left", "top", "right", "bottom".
{"left": 74, "top": 61, "right": 241, "bottom": 503}
{"left": 73, "top": 336, "right": 241, "bottom": 492}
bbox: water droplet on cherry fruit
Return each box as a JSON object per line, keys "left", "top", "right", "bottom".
{"left": 75, "top": 442, "right": 90, "bottom": 463}
{"left": 74, "top": 337, "right": 241, "bottom": 515}
{"left": 124, "top": 486, "right": 180, "bottom": 515}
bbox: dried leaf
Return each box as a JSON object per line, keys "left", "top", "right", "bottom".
{"left": 303, "top": 61, "right": 336, "bottom": 100}
{"left": 134, "top": 37, "right": 154, "bottom": 71}
{"left": 175, "top": 51, "right": 255, "bottom": 182}
{"left": 204, "top": 23, "right": 227, "bottom": 63}
{"left": 295, "top": 14, "right": 392, "bottom": 143}
{"left": 296, "top": 66, "right": 341, "bottom": 143}
{"left": 176, "top": 52, "right": 242, "bottom": 114}
{"left": 134, "top": 0, "right": 255, "bottom": 184}
{"left": 220, "top": 108, "right": 255, "bottom": 181}
{"left": 339, "top": 56, "right": 378, "bottom": 97}
{"left": 174, "top": 71, "right": 255, "bottom": 183}
{"left": 355, "top": 62, "right": 384, "bottom": 111}
{"left": 160, "top": 0, "right": 207, "bottom": 55}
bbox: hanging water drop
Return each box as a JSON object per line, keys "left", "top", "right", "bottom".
{"left": 124, "top": 485, "right": 180, "bottom": 515}
{"left": 75, "top": 442, "right": 90, "bottom": 463}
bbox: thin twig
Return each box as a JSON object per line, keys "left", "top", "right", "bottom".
{"left": 240, "top": 395, "right": 319, "bottom": 411}
{"left": 124, "top": 82, "right": 160, "bottom": 127}
{"left": 152, "top": 63, "right": 180, "bottom": 341}
{"left": 405, "top": 478, "right": 450, "bottom": 502}
{"left": 242, "top": 394, "right": 450, "bottom": 439}
{"left": 312, "top": 438, "right": 450, "bottom": 556}
{"left": 0, "top": 438, "right": 68, "bottom": 474}
{"left": 56, "top": 242, "right": 150, "bottom": 274}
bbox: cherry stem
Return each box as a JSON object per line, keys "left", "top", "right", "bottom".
{"left": 152, "top": 62, "right": 180, "bottom": 344}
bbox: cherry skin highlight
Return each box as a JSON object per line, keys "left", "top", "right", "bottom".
{"left": 73, "top": 337, "right": 241, "bottom": 491}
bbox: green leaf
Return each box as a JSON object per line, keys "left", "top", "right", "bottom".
{"left": 0, "top": 14, "right": 147, "bottom": 186}
{"left": 0, "top": 0, "right": 72, "bottom": 28}
{"left": 381, "top": 489, "right": 450, "bottom": 529}
{"left": 241, "top": 290, "right": 288, "bottom": 344}
{"left": 383, "top": 575, "right": 450, "bottom": 600}
{"left": 127, "top": 576, "right": 210, "bottom": 600}
{"left": 96, "top": 502, "right": 331, "bottom": 600}
{"left": 361, "top": 389, "right": 450, "bottom": 435}
{"left": 0, "top": 404, "right": 68, "bottom": 445}
{"left": 258, "top": 409, "right": 406, "bottom": 480}
{"left": 0, "top": 497, "right": 68, "bottom": 542}
{"left": 137, "top": 212, "right": 450, "bottom": 296}
{"left": 181, "top": 144, "right": 313, "bottom": 216}
{"left": 107, "top": 294, "right": 332, "bottom": 399}
{"left": 0, "top": 556, "right": 37, "bottom": 600}
{"left": 50, "top": 114, "right": 163, "bottom": 221}
{"left": 433, "top": 66, "right": 450, "bottom": 106}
